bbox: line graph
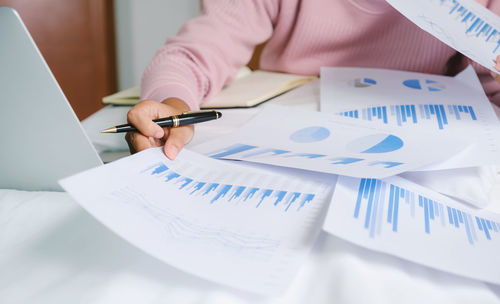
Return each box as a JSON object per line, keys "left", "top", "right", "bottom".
{"left": 338, "top": 104, "right": 478, "bottom": 130}
{"left": 109, "top": 187, "right": 280, "bottom": 257}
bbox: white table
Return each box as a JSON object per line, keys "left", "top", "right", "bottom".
{"left": 2, "top": 81, "right": 500, "bottom": 303}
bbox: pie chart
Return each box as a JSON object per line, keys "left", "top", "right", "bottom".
{"left": 403, "top": 79, "right": 445, "bottom": 92}
{"left": 352, "top": 77, "right": 377, "bottom": 88}
{"left": 346, "top": 133, "right": 404, "bottom": 154}
{"left": 289, "top": 126, "right": 330, "bottom": 143}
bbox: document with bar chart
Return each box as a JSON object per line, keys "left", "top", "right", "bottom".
{"left": 320, "top": 66, "right": 500, "bottom": 170}
{"left": 386, "top": 0, "right": 500, "bottom": 73}
{"left": 323, "top": 175, "right": 500, "bottom": 285}
{"left": 193, "top": 105, "right": 466, "bottom": 178}
{"left": 59, "top": 148, "right": 333, "bottom": 295}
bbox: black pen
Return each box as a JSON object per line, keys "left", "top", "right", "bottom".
{"left": 100, "top": 110, "right": 222, "bottom": 133}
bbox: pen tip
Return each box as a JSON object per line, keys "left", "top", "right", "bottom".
{"left": 217, "top": 112, "right": 222, "bottom": 119}
{"left": 101, "top": 127, "right": 117, "bottom": 133}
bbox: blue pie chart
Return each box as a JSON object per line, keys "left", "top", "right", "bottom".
{"left": 352, "top": 77, "right": 377, "bottom": 88}
{"left": 347, "top": 134, "right": 404, "bottom": 154}
{"left": 290, "top": 126, "right": 330, "bottom": 143}
{"left": 403, "top": 79, "right": 445, "bottom": 92}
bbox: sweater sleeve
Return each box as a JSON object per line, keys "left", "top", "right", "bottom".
{"left": 140, "top": 0, "right": 279, "bottom": 110}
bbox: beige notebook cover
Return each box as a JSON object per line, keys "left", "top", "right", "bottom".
{"left": 102, "top": 86, "right": 141, "bottom": 106}
{"left": 102, "top": 69, "right": 316, "bottom": 108}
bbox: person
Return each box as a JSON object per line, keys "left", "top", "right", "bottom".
{"left": 125, "top": 0, "right": 500, "bottom": 159}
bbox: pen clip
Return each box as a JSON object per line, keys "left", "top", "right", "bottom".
{"left": 181, "top": 109, "right": 217, "bottom": 115}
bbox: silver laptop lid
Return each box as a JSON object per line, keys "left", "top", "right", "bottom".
{"left": 0, "top": 7, "right": 103, "bottom": 191}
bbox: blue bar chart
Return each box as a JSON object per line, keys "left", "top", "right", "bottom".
{"left": 338, "top": 104, "right": 477, "bottom": 130}
{"left": 60, "top": 147, "right": 333, "bottom": 295}
{"left": 143, "top": 162, "right": 316, "bottom": 212}
{"left": 443, "top": 0, "right": 500, "bottom": 53}
{"left": 324, "top": 175, "right": 500, "bottom": 285}
{"left": 353, "top": 178, "right": 499, "bottom": 245}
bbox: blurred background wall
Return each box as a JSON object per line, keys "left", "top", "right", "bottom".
{"left": 114, "top": 0, "right": 200, "bottom": 90}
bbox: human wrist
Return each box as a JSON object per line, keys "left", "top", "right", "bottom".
{"left": 161, "top": 97, "right": 191, "bottom": 112}
{"left": 142, "top": 82, "right": 199, "bottom": 111}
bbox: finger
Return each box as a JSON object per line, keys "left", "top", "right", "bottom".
{"left": 127, "top": 101, "right": 164, "bottom": 139}
{"left": 490, "top": 68, "right": 500, "bottom": 83}
{"left": 161, "top": 126, "right": 171, "bottom": 140}
{"left": 163, "top": 126, "right": 194, "bottom": 160}
{"left": 495, "top": 55, "right": 500, "bottom": 71}
{"left": 125, "top": 132, "right": 154, "bottom": 154}
{"left": 148, "top": 136, "right": 165, "bottom": 147}
{"left": 125, "top": 132, "right": 137, "bottom": 154}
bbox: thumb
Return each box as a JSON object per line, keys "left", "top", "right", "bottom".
{"left": 491, "top": 70, "right": 500, "bottom": 83}
{"left": 163, "top": 126, "right": 194, "bottom": 160}
{"left": 493, "top": 55, "right": 500, "bottom": 82}
{"left": 127, "top": 101, "right": 165, "bottom": 139}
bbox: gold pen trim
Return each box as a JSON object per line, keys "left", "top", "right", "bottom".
{"left": 172, "top": 115, "right": 180, "bottom": 128}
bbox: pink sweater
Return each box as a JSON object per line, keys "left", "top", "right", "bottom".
{"left": 141, "top": 0, "right": 500, "bottom": 110}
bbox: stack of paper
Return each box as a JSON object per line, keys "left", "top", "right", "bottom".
{"left": 188, "top": 64, "right": 500, "bottom": 286}
{"left": 316, "top": 65, "right": 500, "bottom": 286}
{"left": 61, "top": 1, "right": 500, "bottom": 293}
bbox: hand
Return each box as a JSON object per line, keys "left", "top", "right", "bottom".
{"left": 495, "top": 55, "right": 500, "bottom": 83}
{"left": 125, "top": 98, "right": 194, "bottom": 160}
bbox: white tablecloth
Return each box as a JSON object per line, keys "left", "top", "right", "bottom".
{"left": 1, "top": 190, "right": 500, "bottom": 304}
{"left": 2, "top": 81, "right": 500, "bottom": 303}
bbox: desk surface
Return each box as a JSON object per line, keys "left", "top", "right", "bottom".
{"left": 2, "top": 81, "right": 500, "bottom": 303}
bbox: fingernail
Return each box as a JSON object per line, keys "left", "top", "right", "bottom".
{"left": 154, "top": 130, "right": 164, "bottom": 139}
{"left": 165, "top": 145, "right": 178, "bottom": 160}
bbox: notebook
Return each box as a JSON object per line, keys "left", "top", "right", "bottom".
{"left": 103, "top": 68, "right": 316, "bottom": 109}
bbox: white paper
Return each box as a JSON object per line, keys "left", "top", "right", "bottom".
{"left": 386, "top": 0, "right": 500, "bottom": 73}
{"left": 323, "top": 175, "right": 500, "bottom": 285}
{"left": 59, "top": 148, "right": 333, "bottom": 295}
{"left": 455, "top": 62, "right": 484, "bottom": 88}
{"left": 320, "top": 66, "right": 500, "bottom": 170}
{"left": 193, "top": 105, "right": 467, "bottom": 178}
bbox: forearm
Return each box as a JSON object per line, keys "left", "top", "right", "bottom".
{"left": 141, "top": 0, "right": 279, "bottom": 109}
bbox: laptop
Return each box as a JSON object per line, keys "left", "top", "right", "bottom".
{"left": 0, "top": 7, "right": 103, "bottom": 191}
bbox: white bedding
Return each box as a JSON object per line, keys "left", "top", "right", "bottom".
{"left": 1, "top": 189, "right": 500, "bottom": 303}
